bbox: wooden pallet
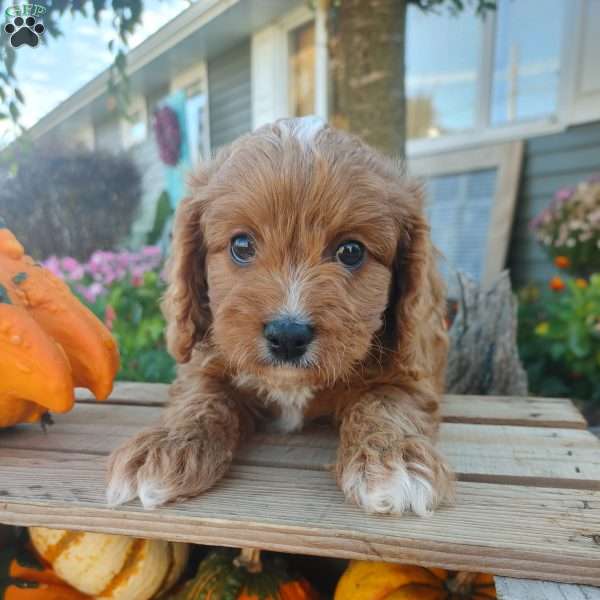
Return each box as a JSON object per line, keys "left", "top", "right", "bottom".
{"left": 0, "top": 383, "right": 598, "bottom": 589}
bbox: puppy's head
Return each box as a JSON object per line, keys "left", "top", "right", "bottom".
{"left": 164, "top": 118, "right": 446, "bottom": 389}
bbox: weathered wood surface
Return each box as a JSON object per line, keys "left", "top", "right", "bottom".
{"left": 495, "top": 576, "right": 600, "bottom": 599}
{"left": 2, "top": 406, "right": 598, "bottom": 489}
{"left": 77, "top": 383, "right": 588, "bottom": 429}
{"left": 0, "top": 383, "right": 599, "bottom": 587}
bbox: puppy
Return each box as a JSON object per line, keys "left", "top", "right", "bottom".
{"left": 107, "top": 117, "right": 453, "bottom": 515}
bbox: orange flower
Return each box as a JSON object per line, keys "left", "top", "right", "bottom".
{"left": 575, "top": 278, "right": 588, "bottom": 288}
{"left": 549, "top": 276, "right": 566, "bottom": 292}
{"left": 554, "top": 255, "right": 571, "bottom": 269}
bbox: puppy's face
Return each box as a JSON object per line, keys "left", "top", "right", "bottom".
{"left": 166, "top": 121, "right": 428, "bottom": 386}
{"left": 196, "top": 124, "right": 409, "bottom": 388}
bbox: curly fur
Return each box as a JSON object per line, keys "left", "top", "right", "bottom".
{"left": 106, "top": 117, "right": 453, "bottom": 513}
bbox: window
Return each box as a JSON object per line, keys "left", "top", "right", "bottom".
{"left": 289, "top": 22, "right": 316, "bottom": 117}
{"left": 406, "top": 8, "right": 482, "bottom": 139}
{"left": 491, "top": 0, "right": 565, "bottom": 125}
{"left": 407, "top": 0, "right": 566, "bottom": 143}
{"left": 125, "top": 110, "right": 147, "bottom": 146}
{"left": 120, "top": 95, "right": 151, "bottom": 149}
{"left": 184, "top": 80, "right": 210, "bottom": 164}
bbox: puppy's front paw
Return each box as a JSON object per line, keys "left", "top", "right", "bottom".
{"left": 106, "top": 426, "right": 232, "bottom": 509}
{"left": 338, "top": 438, "right": 453, "bottom": 516}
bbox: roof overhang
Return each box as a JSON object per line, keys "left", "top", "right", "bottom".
{"left": 29, "top": 0, "right": 302, "bottom": 139}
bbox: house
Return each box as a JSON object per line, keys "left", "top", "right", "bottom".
{"left": 26, "top": 0, "right": 600, "bottom": 287}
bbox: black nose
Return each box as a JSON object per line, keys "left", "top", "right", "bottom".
{"left": 264, "top": 318, "right": 315, "bottom": 362}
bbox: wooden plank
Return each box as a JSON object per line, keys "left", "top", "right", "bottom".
{"left": 0, "top": 449, "right": 598, "bottom": 585}
{"left": 1, "top": 405, "right": 599, "bottom": 489}
{"left": 495, "top": 577, "right": 600, "bottom": 599}
{"left": 76, "top": 382, "right": 170, "bottom": 406}
{"left": 483, "top": 140, "right": 524, "bottom": 287}
{"left": 443, "top": 394, "right": 587, "bottom": 429}
{"left": 76, "top": 383, "right": 587, "bottom": 429}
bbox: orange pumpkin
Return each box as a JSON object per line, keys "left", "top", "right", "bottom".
{"left": 0, "top": 223, "right": 119, "bottom": 426}
{"left": 170, "top": 549, "right": 319, "bottom": 600}
{"left": 334, "top": 561, "right": 496, "bottom": 600}
{"left": 0, "top": 531, "right": 88, "bottom": 600}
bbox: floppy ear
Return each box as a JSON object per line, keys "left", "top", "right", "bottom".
{"left": 162, "top": 178, "right": 212, "bottom": 364}
{"left": 385, "top": 185, "right": 448, "bottom": 389}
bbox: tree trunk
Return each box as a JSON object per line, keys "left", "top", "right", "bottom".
{"left": 326, "top": 0, "right": 407, "bottom": 158}
{"left": 446, "top": 271, "right": 529, "bottom": 396}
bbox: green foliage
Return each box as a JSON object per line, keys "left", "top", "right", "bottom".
{"left": 0, "top": 143, "right": 142, "bottom": 260}
{"left": 146, "top": 190, "right": 173, "bottom": 246}
{"left": 517, "top": 274, "right": 600, "bottom": 404}
{"left": 84, "top": 270, "right": 176, "bottom": 383}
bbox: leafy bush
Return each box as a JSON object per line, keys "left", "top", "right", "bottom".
{"left": 44, "top": 247, "right": 175, "bottom": 383}
{"left": 518, "top": 274, "right": 600, "bottom": 404}
{"left": 530, "top": 176, "right": 600, "bottom": 276}
{"left": 0, "top": 143, "right": 141, "bottom": 260}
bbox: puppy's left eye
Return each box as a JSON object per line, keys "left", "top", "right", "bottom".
{"left": 335, "top": 240, "right": 365, "bottom": 269}
{"left": 230, "top": 233, "right": 256, "bottom": 264}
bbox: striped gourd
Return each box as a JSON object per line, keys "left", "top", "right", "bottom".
{"left": 29, "top": 527, "right": 189, "bottom": 600}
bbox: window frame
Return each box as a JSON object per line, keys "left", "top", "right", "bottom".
{"left": 281, "top": 5, "right": 328, "bottom": 121}
{"left": 407, "top": 0, "right": 578, "bottom": 158}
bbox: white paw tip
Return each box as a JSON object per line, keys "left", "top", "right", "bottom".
{"left": 343, "top": 465, "right": 436, "bottom": 516}
{"left": 106, "top": 478, "right": 137, "bottom": 507}
{"left": 138, "top": 481, "right": 169, "bottom": 509}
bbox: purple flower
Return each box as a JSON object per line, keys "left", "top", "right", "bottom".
{"left": 142, "top": 246, "right": 161, "bottom": 257}
{"left": 42, "top": 256, "right": 63, "bottom": 278}
{"left": 555, "top": 187, "right": 574, "bottom": 201}
{"left": 79, "top": 282, "right": 106, "bottom": 303}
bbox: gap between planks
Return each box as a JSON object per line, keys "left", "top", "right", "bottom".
{"left": 2, "top": 403, "right": 599, "bottom": 490}
{"left": 75, "top": 383, "right": 587, "bottom": 430}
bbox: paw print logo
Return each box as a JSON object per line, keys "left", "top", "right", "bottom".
{"left": 4, "top": 16, "right": 45, "bottom": 48}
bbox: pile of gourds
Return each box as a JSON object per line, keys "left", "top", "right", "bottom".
{"left": 0, "top": 222, "right": 119, "bottom": 427}
{"left": 1, "top": 528, "right": 496, "bottom": 600}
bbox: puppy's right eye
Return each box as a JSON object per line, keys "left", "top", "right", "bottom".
{"left": 230, "top": 234, "right": 256, "bottom": 265}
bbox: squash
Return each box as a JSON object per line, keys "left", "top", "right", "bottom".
{"left": 334, "top": 561, "right": 496, "bottom": 600}
{"left": 0, "top": 529, "right": 89, "bottom": 599}
{"left": 0, "top": 300, "right": 74, "bottom": 426}
{"left": 29, "top": 527, "right": 188, "bottom": 600}
{"left": 0, "top": 225, "right": 119, "bottom": 420}
{"left": 170, "top": 548, "right": 319, "bottom": 600}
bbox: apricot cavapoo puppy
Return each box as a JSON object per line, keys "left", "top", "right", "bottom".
{"left": 107, "top": 117, "right": 453, "bottom": 515}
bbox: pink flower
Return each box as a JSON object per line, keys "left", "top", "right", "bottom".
{"left": 43, "top": 256, "right": 63, "bottom": 278}
{"left": 105, "top": 305, "right": 116, "bottom": 330}
{"left": 80, "top": 282, "right": 105, "bottom": 303}
{"left": 61, "top": 257, "right": 79, "bottom": 271}
{"left": 142, "top": 246, "right": 161, "bottom": 257}
{"left": 555, "top": 187, "right": 574, "bottom": 201}
{"left": 131, "top": 274, "right": 143, "bottom": 287}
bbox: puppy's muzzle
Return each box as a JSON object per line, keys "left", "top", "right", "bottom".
{"left": 263, "top": 318, "right": 314, "bottom": 363}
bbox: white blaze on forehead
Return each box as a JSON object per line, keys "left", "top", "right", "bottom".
{"left": 277, "top": 115, "right": 326, "bottom": 146}
{"left": 283, "top": 274, "right": 307, "bottom": 319}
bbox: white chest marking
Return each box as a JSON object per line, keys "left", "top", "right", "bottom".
{"left": 264, "top": 386, "right": 314, "bottom": 433}
{"left": 232, "top": 375, "right": 314, "bottom": 433}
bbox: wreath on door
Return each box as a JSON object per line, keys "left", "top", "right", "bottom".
{"left": 153, "top": 105, "right": 181, "bottom": 166}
